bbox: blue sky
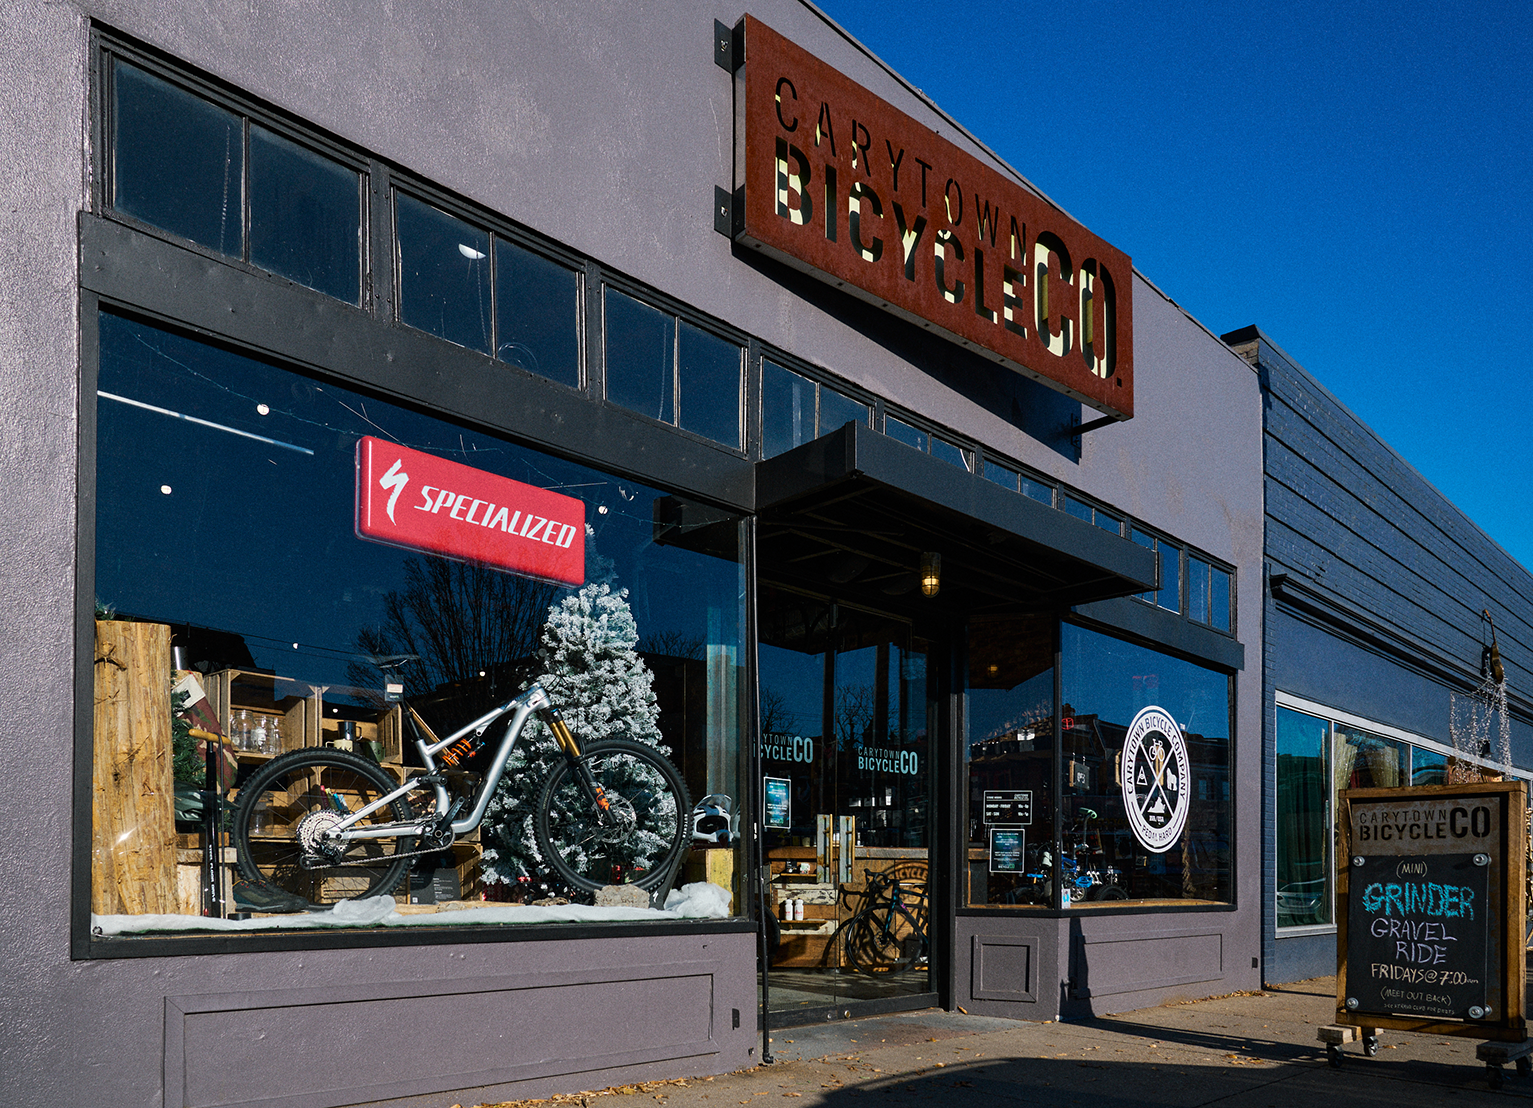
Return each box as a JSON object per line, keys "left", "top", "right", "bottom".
{"left": 818, "top": 0, "right": 1533, "bottom": 570}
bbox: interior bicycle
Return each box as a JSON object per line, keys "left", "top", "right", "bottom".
{"left": 230, "top": 683, "right": 691, "bottom": 907}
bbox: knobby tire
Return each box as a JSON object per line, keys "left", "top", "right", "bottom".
{"left": 534, "top": 738, "right": 691, "bottom": 896}
{"left": 232, "top": 748, "right": 416, "bottom": 905}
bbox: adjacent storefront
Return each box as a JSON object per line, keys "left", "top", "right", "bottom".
{"left": 4, "top": 3, "right": 1262, "bottom": 1105}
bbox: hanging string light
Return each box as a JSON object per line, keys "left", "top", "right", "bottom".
{"left": 1449, "top": 609, "right": 1510, "bottom": 781}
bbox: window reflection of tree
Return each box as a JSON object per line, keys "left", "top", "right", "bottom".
{"left": 347, "top": 554, "right": 562, "bottom": 736}
{"left": 638, "top": 630, "right": 704, "bottom": 660}
{"left": 834, "top": 683, "right": 875, "bottom": 751}
{"left": 758, "top": 687, "right": 796, "bottom": 736}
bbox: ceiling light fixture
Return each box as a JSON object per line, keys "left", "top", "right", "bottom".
{"left": 920, "top": 551, "right": 941, "bottom": 598}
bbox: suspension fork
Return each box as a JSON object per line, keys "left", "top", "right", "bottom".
{"left": 542, "top": 705, "right": 614, "bottom": 816}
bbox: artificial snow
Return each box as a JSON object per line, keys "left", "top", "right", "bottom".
{"left": 91, "top": 881, "right": 733, "bottom": 936}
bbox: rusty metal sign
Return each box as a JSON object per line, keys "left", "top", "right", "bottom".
{"left": 733, "top": 15, "right": 1134, "bottom": 420}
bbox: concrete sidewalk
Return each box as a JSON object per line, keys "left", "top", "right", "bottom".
{"left": 465, "top": 979, "right": 1532, "bottom": 1108}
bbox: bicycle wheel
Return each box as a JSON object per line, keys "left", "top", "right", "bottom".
{"left": 534, "top": 738, "right": 691, "bottom": 896}
{"left": 232, "top": 748, "right": 415, "bottom": 905}
{"left": 845, "top": 901, "right": 914, "bottom": 972}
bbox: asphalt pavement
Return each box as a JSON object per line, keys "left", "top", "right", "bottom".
{"left": 464, "top": 977, "right": 1533, "bottom": 1108}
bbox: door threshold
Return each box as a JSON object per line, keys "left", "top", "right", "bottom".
{"left": 765, "top": 991, "right": 940, "bottom": 1029}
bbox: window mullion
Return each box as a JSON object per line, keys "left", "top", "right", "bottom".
{"left": 366, "top": 160, "right": 392, "bottom": 320}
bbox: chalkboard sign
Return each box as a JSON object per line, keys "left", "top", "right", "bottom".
{"left": 1346, "top": 852, "right": 1489, "bottom": 1019}
{"left": 1338, "top": 781, "right": 1526, "bottom": 1041}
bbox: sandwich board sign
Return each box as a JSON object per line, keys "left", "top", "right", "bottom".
{"left": 1337, "top": 780, "right": 1526, "bottom": 1043}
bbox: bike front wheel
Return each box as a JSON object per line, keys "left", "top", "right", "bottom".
{"left": 534, "top": 738, "right": 692, "bottom": 896}
{"left": 232, "top": 748, "right": 416, "bottom": 906}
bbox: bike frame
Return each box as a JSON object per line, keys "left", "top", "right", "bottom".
{"left": 313, "top": 683, "right": 575, "bottom": 844}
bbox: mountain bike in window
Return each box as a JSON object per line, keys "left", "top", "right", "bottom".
{"left": 229, "top": 683, "right": 691, "bottom": 907}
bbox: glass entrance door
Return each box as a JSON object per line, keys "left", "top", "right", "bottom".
{"left": 758, "top": 589, "right": 936, "bottom": 1020}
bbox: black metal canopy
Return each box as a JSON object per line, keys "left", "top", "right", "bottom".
{"left": 754, "top": 422, "right": 1156, "bottom": 618}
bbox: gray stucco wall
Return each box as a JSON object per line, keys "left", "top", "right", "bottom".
{"left": 1, "top": 0, "right": 1265, "bottom": 1101}
{"left": 0, "top": 0, "right": 92, "bottom": 1099}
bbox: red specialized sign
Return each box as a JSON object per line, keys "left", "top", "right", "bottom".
{"left": 355, "top": 436, "right": 585, "bottom": 586}
{"left": 735, "top": 15, "right": 1134, "bottom": 420}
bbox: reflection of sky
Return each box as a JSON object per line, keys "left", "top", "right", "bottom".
{"left": 1061, "top": 623, "right": 1229, "bottom": 739}
{"left": 759, "top": 643, "right": 822, "bottom": 738}
{"left": 94, "top": 313, "right": 742, "bottom": 692}
{"left": 758, "top": 640, "right": 926, "bottom": 747}
{"left": 968, "top": 667, "right": 1053, "bottom": 748}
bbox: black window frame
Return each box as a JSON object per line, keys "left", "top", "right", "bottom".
{"left": 97, "top": 36, "right": 372, "bottom": 305}
{"left": 79, "top": 27, "right": 759, "bottom": 959}
{"left": 599, "top": 276, "right": 749, "bottom": 453}
{"left": 755, "top": 344, "right": 875, "bottom": 457}
{"left": 390, "top": 181, "right": 590, "bottom": 392}
{"left": 959, "top": 613, "right": 1239, "bottom": 919}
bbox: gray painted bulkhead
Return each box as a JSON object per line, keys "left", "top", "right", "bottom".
{"left": 0, "top": 1, "right": 1263, "bottom": 1104}
{"left": 1230, "top": 328, "right": 1533, "bottom": 985}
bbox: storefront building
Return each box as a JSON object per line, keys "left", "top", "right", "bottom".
{"left": 2, "top": 3, "right": 1262, "bottom": 1106}
{"left": 1222, "top": 327, "right": 1533, "bottom": 987}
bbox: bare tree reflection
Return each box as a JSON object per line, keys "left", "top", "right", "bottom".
{"left": 348, "top": 555, "right": 563, "bottom": 734}
{"left": 833, "top": 683, "right": 876, "bottom": 751}
{"left": 759, "top": 686, "right": 795, "bottom": 737}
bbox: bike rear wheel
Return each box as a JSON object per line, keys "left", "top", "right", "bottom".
{"left": 232, "top": 748, "right": 415, "bottom": 905}
{"left": 534, "top": 738, "right": 691, "bottom": 897}
{"left": 845, "top": 901, "right": 924, "bottom": 972}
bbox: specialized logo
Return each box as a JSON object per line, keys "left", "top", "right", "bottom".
{"left": 355, "top": 436, "right": 584, "bottom": 586}
{"left": 1120, "top": 706, "right": 1190, "bottom": 853}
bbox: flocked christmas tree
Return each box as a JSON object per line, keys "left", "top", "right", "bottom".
{"left": 480, "top": 581, "right": 666, "bottom": 894}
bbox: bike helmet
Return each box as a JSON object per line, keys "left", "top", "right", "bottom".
{"left": 691, "top": 793, "right": 735, "bottom": 845}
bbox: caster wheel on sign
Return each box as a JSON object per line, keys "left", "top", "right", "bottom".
{"left": 1488, "top": 1064, "right": 1504, "bottom": 1090}
{"left": 1363, "top": 1035, "right": 1379, "bottom": 1058}
{"left": 1517, "top": 1056, "right": 1531, "bottom": 1079}
{"left": 1327, "top": 1043, "right": 1342, "bottom": 1069}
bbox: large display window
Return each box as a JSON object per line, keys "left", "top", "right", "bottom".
{"left": 966, "top": 620, "right": 1234, "bottom": 908}
{"left": 1272, "top": 696, "right": 1526, "bottom": 933}
{"left": 88, "top": 312, "right": 746, "bottom": 937}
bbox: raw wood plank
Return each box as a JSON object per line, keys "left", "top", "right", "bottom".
{"left": 92, "top": 620, "right": 178, "bottom": 915}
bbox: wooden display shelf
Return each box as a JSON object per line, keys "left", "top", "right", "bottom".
{"left": 771, "top": 877, "right": 840, "bottom": 967}
{"left": 204, "top": 668, "right": 404, "bottom": 765}
{"left": 318, "top": 710, "right": 404, "bottom": 765}
{"left": 204, "top": 669, "right": 322, "bottom": 755}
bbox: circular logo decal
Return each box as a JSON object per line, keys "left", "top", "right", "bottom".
{"left": 1120, "top": 706, "right": 1189, "bottom": 853}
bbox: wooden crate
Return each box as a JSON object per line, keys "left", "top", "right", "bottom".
{"left": 317, "top": 704, "right": 403, "bottom": 765}
{"left": 770, "top": 877, "right": 840, "bottom": 967}
{"left": 203, "top": 669, "right": 322, "bottom": 755}
{"left": 681, "top": 846, "right": 737, "bottom": 911}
